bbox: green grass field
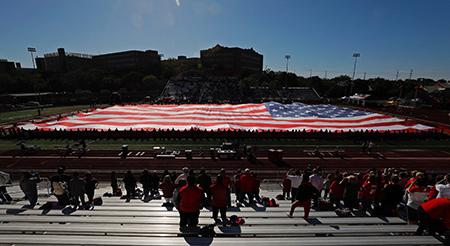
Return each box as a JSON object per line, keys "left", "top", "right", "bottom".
{"left": 0, "top": 105, "right": 98, "bottom": 124}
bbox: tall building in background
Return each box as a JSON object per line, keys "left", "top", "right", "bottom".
{"left": 92, "top": 50, "right": 161, "bottom": 75}
{"left": 200, "top": 44, "right": 263, "bottom": 76}
{"left": 35, "top": 48, "right": 93, "bottom": 73}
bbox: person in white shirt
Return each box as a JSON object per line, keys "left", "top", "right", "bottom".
{"left": 175, "top": 167, "right": 189, "bottom": 187}
{"left": 286, "top": 169, "right": 302, "bottom": 203}
{"left": 435, "top": 174, "right": 450, "bottom": 199}
{"left": 309, "top": 169, "right": 324, "bottom": 207}
{"left": 310, "top": 169, "right": 324, "bottom": 193}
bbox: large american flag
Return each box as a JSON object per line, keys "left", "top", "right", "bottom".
{"left": 20, "top": 102, "right": 433, "bottom": 132}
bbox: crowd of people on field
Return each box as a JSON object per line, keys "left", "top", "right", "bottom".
{"left": 3, "top": 126, "right": 447, "bottom": 141}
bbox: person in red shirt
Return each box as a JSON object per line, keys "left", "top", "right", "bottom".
{"left": 210, "top": 175, "right": 228, "bottom": 225}
{"left": 329, "top": 173, "right": 345, "bottom": 208}
{"left": 359, "top": 175, "right": 377, "bottom": 212}
{"left": 176, "top": 175, "right": 204, "bottom": 228}
{"left": 239, "top": 168, "right": 255, "bottom": 205}
{"left": 416, "top": 198, "right": 450, "bottom": 244}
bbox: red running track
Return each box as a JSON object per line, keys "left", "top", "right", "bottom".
{"left": 1, "top": 149, "right": 449, "bottom": 180}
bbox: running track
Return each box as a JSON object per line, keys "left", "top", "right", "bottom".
{"left": 1, "top": 149, "right": 449, "bottom": 180}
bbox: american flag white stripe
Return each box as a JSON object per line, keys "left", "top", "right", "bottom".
{"left": 19, "top": 103, "right": 434, "bottom": 132}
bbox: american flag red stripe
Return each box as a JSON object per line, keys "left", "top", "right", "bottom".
{"left": 19, "top": 103, "right": 434, "bottom": 132}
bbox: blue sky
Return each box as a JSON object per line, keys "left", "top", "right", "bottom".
{"left": 1, "top": 0, "right": 450, "bottom": 80}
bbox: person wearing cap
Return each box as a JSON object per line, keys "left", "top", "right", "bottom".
{"left": 406, "top": 173, "right": 429, "bottom": 224}
{"left": 176, "top": 175, "right": 204, "bottom": 228}
{"left": 239, "top": 168, "right": 255, "bottom": 204}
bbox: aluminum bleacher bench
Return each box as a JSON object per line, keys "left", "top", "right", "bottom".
{"left": 0, "top": 235, "right": 441, "bottom": 245}
{"left": 0, "top": 224, "right": 419, "bottom": 237}
{"left": 0, "top": 215, "right": 406, "bottom": 226}
{"left": 0, "top": 209, "right": 340, "bottom": 218}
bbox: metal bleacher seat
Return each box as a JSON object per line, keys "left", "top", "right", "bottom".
{"left": 0, "top": 185, "right": 443, "bottom": 246}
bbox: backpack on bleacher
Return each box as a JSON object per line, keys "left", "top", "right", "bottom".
{"left": 261, "top": 196, "right": 270, "bottom": 206}
{"left": 114, "top": 188, "right": 122, "bottom": 196}
{"left": 269, "top": 198, "right": 279, "bottom": 207}
{"left": 229, "top": 215, "right": 245, "bottom": 226}
{"left": 317, "top": 199, "right": 334, "bottom": 211}
{"left": 199, "top": 224, "right": 216, "bottom": 237}
{"left": 93, "top": 197, "right": 103, "bottom": 206}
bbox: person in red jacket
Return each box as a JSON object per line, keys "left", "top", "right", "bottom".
{"left": 329, "top": 173, "right": 345, "bottom": 208}
{"left": 359, "top": 175, "right": 378, "bottom": 212}
{"left": 239, "top": 168, "right": 255, "bottom": 204}
{"left": 176, "top": 175, "right": 204, "bottom": 228}
{"left": 416, "top": 198, "right": 450, "bottom": 244}
{"left": 210, "top": 175, "right": 228, "bottom": 225}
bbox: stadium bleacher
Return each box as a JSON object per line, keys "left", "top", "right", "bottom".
{"left": 159, "top": 80, "right": 321, "bottom": 103}
{"left": 0, "top": 183, "right": 443, "bottom": 246}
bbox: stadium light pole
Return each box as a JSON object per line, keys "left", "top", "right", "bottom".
{"left": 351, "top": 53, "right": 360, "bottom": 80}
{"left": 27, "top": 47, "right": 36, "bottom": 69}
{"left": 285, "top": 55, "right": 291, "bottom": 72}
{"left": 350, "top": 53, "right": 360, "bottom": 95}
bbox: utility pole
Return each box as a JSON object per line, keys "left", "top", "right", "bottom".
{"left": 363, "top": 72, "right": 366, "bottom": 80}
{"left": 409, "top": 69, "right": 413, "bottom": 80}
{"left": 27, "top": 47, "right": 36, "bottom": 69}
{"left": 324, "top": 70, "right": 327, "bottom": 79}
{"left": 285, "top": 55, "right": 291, "bottom": 72}
{"left": 395, "top": 70, "right": 399, "bottom": 80}
{"left": 309, "top": 69, "right": 312, "bottom": 78}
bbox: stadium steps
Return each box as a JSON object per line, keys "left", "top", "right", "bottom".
{"left": 0, "top": 186, "right": 443, "bottom": 245}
